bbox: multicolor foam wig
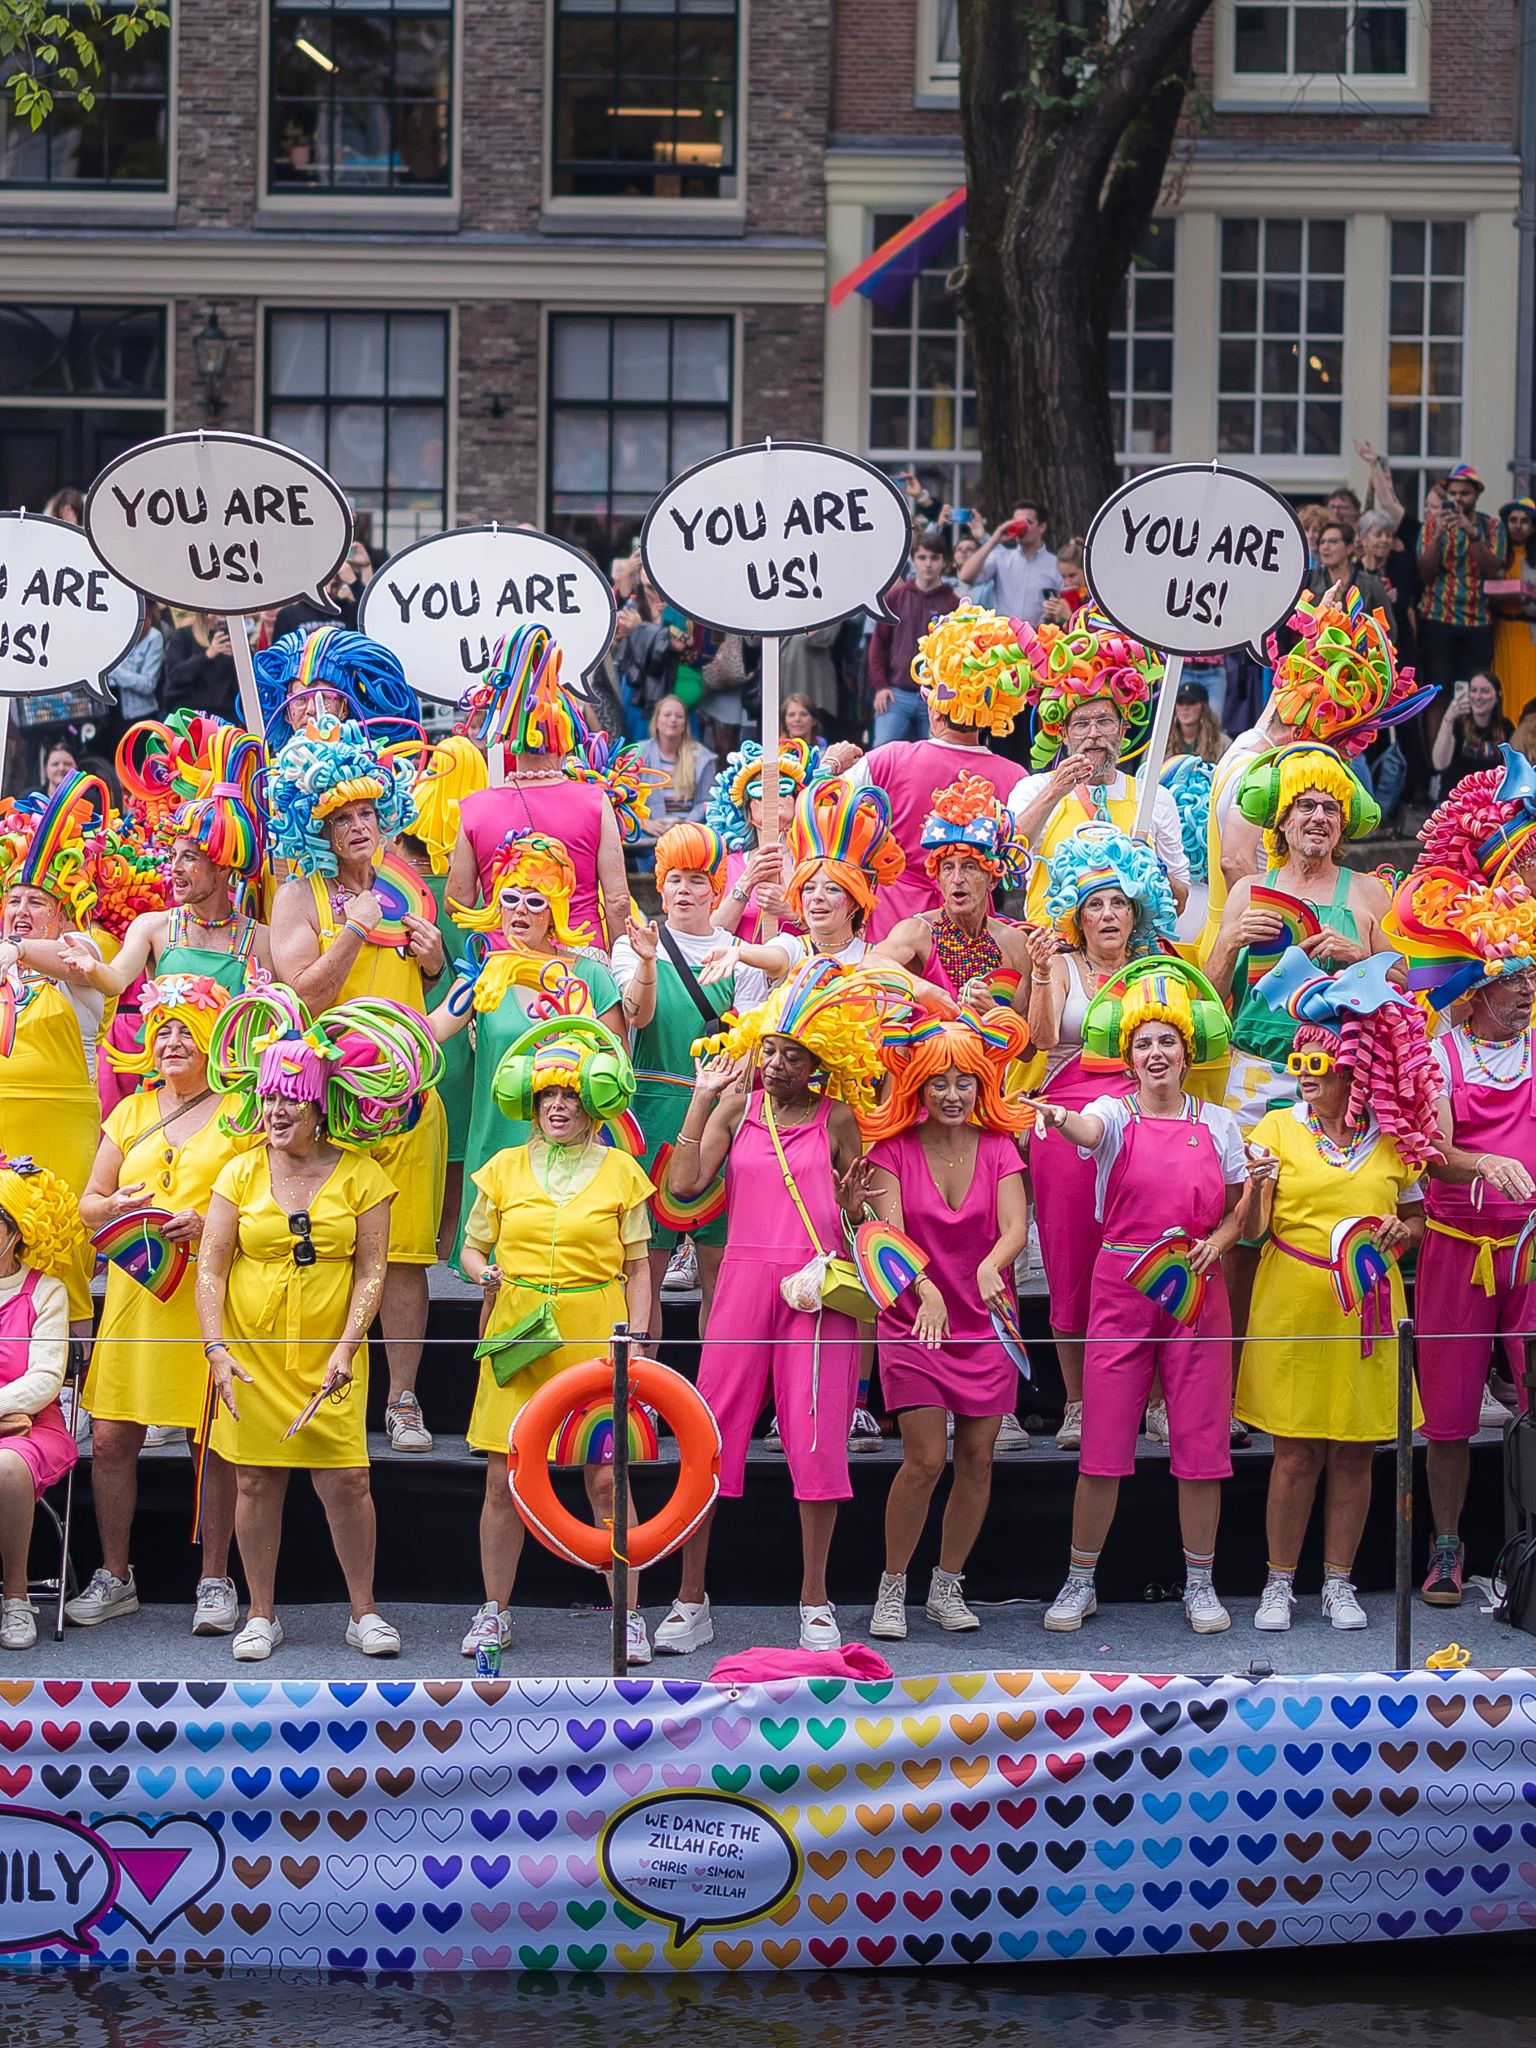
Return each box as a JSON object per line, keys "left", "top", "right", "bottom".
{"left": 406, "top": 734, "right": 488, "bottom": 876}
{"left": 694, "top": 955, "right": 919, "bottom": 1124}
{"left": 1016, "top": 609, "right": 1163, "bottom": 771}
{"left": 861, "top": 1003, "right": 1033, "bottom": 1142}
{"left": 0, "top": 772, "right": 110, "bottom": 926}
{"left": 209, "top": 983, "right": 443, "bottom": 1148}
{"left": 1383, "top": 866, "right": 1536, "bottom": 1012}
{"left": 167, "top": 724, "right": 266, "bottom": 879}
{"left": 266, "top": 717, "right": 417, "bottom": 878}
{"left": 1415, "top": 745, "right": 1536, "bottom": 883}
{"left": 654, "top": 821, "right": 727, "bottom": 904}
{"left": 1044, "top": 827, "right": 1177, "bottom": 952}
{"left": 1081, "top": 957, "right": 1233, "bottom": 1071}
{"left": 910, "top": 605, "right": 1046, "bottom": 738}
{"left": 252, "top": 624, "right": 421, "bottom": 748}
{"left": 705, "top": 739, "right": 821, "bottom": 851}
{"left": 116, "top": 712, "right": 231, "bottom": 829}
{"left": 567, "top": 731, "right": 670, "bottom": 845}
{"left": 106, "top": 973, "right": 232, "bottom": 1079}
{"left": 920, "top": 773, "right": 1028, "bottom": 886}
{"left": 490, "top": 1014, "right": 637, "bottom": 1134}
{"left": 91, "top": 813, "right": 167, "bottom": 941}
{"left": 1235, "top": 743, "right": 1379, "bottom": 865}
{"left": 449, "top": 828, "right": 593, "bottom": 947}
{"left": 784, "top": 780, "right": 906, "bottom": 922}
{"left": 1265, "top": 588, "right": 1435, "bottom": 758}
{"left": 0, "top": 1153, "right": 87, "bottom": 1280}
{"left": 456, "top": 624, "right": 591, "bottom": 758}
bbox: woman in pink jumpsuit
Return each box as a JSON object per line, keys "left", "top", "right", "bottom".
{"left": 1035, "top": 962, "right": 1252, "bottom": 1636}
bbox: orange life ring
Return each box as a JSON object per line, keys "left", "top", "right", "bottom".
{"left": 507, "top": 1357, "right": 721, "bottom": 1571}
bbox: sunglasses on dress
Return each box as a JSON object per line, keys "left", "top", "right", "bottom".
{"left": 288, "top": 1209, "right": 317, "bottom": 1267}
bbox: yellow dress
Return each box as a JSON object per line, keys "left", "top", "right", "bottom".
{"left": 0, "top": 976, "right": 101, "bottom": 1320}
{"left": 464, "top": 1142, "right": 653, "bottom": 1456}
{"left": 83, "top": 1095, "right": 253, "bottom": 1430}
{"left": 208, "top": 1147, "right": 396, "bottom": 1469}
{"left": 1235, "top": 1105, "right": 1422, "bottom": 1441}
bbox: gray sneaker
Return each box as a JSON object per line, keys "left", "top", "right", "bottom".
{"left": 1253, "top": 1576, "right": 1295, "bottom": 1631}
{"left": 869, "top": 1572, "right": 908, "bottom": 1640}
{"left": 926, "top": 1569, "right": 980, "bottom": 1631}
{"left": 1183, "top": 1582, "right": 1232, "bottom": 1634}
{"left": 1322, "top": 1578, "right": 1368, "bottom": 1630}
{"left": 65, "top": 1566, "right": 139, "bottom": 1628}
{"left": 994, "top": 1414, "right": 1030, "bottom": 1454}
{"left": 192, "top": 1577, "right": 239, "bottom": 1636}
{"left": 1055, "top": 1401, "right": 1083, "bottom": 1453}
{"left": 385, "top": 1391, "right": 433, "bottom": 1454}
{"left": 1044, "top": 1577, "right": 1097, "bottom": 1631}
{"left": 662, "top": 1240, "right": 699, "bottom": 1292}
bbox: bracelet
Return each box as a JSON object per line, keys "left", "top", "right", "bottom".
{"left": 730, "top": 882, "right": 749, "bottom": 903}
{"left": 345, "top": 918, "right": 369, "bottom": 941}
{"left": 203, "top": 1341, "right": 225, "bottom": 1358}
{"left": 675, "top": 1133, "right": 699, "bottom": 1146}
{"left": 1031, "top": 974, "right": 1053, "bottom": 987}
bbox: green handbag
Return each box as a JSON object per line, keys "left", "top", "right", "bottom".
{"left": 475, "top": 1301, "right": 563, "bottom": 1386}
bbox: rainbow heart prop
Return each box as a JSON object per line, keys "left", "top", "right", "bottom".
{"left": 1515, "top": 1212, "right": 1536, "bottom": 1289}
{"left": 366, "top": 847, "right": 437, "bottom": 947}
{"left": 852, "top": 1222, "right": 928, "bottom": 1310}
{"left": 1124, "top": 1229, "right": 1206, "bottom": 1328}
{"left": 649, "top": 1141, "right": 727, "bottom": 1232}
{"left": 1329, "top": 1214, "right": 1397, "bottom": 1316}
{"left": 990, "top": 1296, "right": 1032, "bottom": 1380}
{"left": 1245, "top": 886, "right": 1322, "bottom": 986}
{"left": 552, "top": 1396, "right": 660, "bottom": 1467}
{"left": 90, "top": 1207, "right": 189, "bottom": 1302}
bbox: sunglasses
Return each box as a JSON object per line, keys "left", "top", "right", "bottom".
{"left": 498, "top": 888, "right": 550, "bottom": 913}
{"left": 1286, "top": 1049, "right": 1338, "bottom": 1077}
{"left": 288, "top": 1209, "right": 317, "bottom": 1267}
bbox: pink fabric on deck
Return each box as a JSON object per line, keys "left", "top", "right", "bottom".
{"left": 708, "top": 1644, "right": 894, "bottom": 1684}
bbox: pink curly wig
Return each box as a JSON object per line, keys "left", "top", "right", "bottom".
{"left": 1291, "top": 1005, "right": 1440, "bottom": 1170}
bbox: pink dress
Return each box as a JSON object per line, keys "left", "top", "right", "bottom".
{"left": 0, "top": 1269, "right": 76, "bottom": 1500}
{"left": 1032, "top": 1051, "right": 1134, "bottom": 1331}
{"left": 696, "top": 1091, "right": 861, "bottom": 1501}
{"left": 859, "top": 741, "right": 1028, "bottom": 940}
{"left": 870, "top": 1127, "right": 1025, "bottom": 1414}
{"left": 1079, "top": 1100, "right": 1235, "bottom": 1484}
{"left": 460, "top": 780, "right": 609, "bottom": 947}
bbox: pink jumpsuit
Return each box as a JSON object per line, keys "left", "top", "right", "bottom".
{"left": 460, "top": 780, "right": 609, "bottom": 947}
{"left": 1032, "top": 1052, "right": 1135, "bottom": 1330}
{"left": 1416, "top": 1032, "right": 1536, "bottom": 1441}
{"left": 1080, "top": 1102, "right": 1235, "bottom": 1482}
{"left": 0, "top": 1269, "right": 76, "bottom": 1499}
{"left": 697, "top": 1091, "right": 861, "bottom": 1500}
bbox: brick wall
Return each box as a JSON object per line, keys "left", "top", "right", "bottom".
{"left": 746, "top": 0, "right": 834, "bottom": 235}
{"left": 454, "top": 303, "right": 543, "bottom": 522}
{"left": 173, "top": 0, "right": 261, "bottom": 228}
{"left": 739, "top": 305, "right": 825, "bottom": 442}
{"left": 832, "top": 0, "right": 960, "bottom": 142}
{"left": 171, "top": 296, "right": 258, "bottom": 434}
{"left": 459, "top": 0, "right": 545, "bottom": 232}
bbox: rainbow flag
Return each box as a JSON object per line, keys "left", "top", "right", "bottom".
{"left": 830, "top": 189, "right": 967, "bottom": 311}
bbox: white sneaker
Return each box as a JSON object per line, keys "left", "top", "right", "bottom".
{"left": 994, "top": 1414, "right": 1030, "bottom": 1454}
{"left": 1253, "top": 1576, "right": 1295, "bottom": 1631}
{"left": 1479, "top": 1385, "right": 1513, "bottom": 1431}
{"left": 192, "top": 1577, "right": 239, "bottom": 1636}
{"left": 1143, "top": 1401, "right": 1171, "bottom": 1445}
{"left": 1184, "top": 1582, "right": 1232, "bottom": 1634}
{"left": 460, "top": 1601, "right": 513, "bottom": 1658}
{"left": 654, "top": 1597, "right": 714, "bottom": 1655}
{"left": 926, "top": 1569, "right": 980, "bottom": 1631}
{"left": 1055, "top": 1401, "right": 1083, "bottom": 1453}
{"left": 662, "top": 1240, "right": 698, "bottom": 1292}
{"left": 798, "top": 1602, "right": 841, "bottom": 1650}
{"left": 65, "top": 1566, "right": 139, "bottom": 1628}
{"left": 1, "top": 1598, "right": 36, "bottom": 1651}
{"left": 1045, "top": 1578, "right": 1097, "bottom": 1631}
{"left": 232, "top": 1616, "right": 283, "bottom": 1661}
{"left": 847, "top": 1407, "right": 883, "bottom": 1454}
{"left": 626, "top": 1612, "right": 653, "bottom": 1666}
{"left": 145, "top": 1424, "right": 187, "bottom": 1448}
{"left": 1322, "top": 1578, "right": 1368, "bottom": 1630}
{"left": 346, "top": 1611, "right": 401, "bottom": 1657}
{"left": 385, "top": 1392, "right": 433, "bottom": 1454}
{"left": 763, "top": 1415, "right": 784, "bottom": 1453}
{"left": 869, "top": 1572, "right": 908, "bottom": 1640}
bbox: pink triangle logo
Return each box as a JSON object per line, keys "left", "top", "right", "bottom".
{"left": 115, "top": 1846, "right": 190, "bottom": 1904}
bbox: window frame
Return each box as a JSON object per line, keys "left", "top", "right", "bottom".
{"left": 914, "top": 0, "right": 960, "bottom": 104}
{"left": 1215, "top": 214, "right": 1348, "bottom": 468}
{"left": 863, "top": 207, "right": 978, "bottom": 508}
{"left": 1385, "top": 215, "right": 1469, "bottom": 510}
{"left": 1109, "top": 218, "right": 1177, "bottom": 474}
{"left": 1212, "top": 0, "right": 1429, "bottom": 109}
{"left": 0, "top": 0, "right": 175, "bottom": 201}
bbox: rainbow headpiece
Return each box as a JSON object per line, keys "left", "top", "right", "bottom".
{"left": 1081, "top": 957, "right": 1232, "bottom": 1071}
{"left": 862, "top": 1002, "right": 1033, "bottom": 1142}
{"left": 267, "top": 717, "right": 417, "bottom": 877}
{"left": 107, "top": 973, "right": 232, "bottom": 1078}
{"left": 1266, "top": 589, "right": 1435, "bottom": 757}
{"left": 1417, "top": 745, "right": 1536, "bottom": 883}
{"left": 1044, "top": 826, "right": 1177, "bottom": 951}
{"left": 450, "top": 828, "right": 592, "bottom": 947}
{"left": 1160, "top": 755, "right": 1214, "bottom": 884}
{"left": 1018, "top": 609, "right": 1162, "bottom": 770}
{"left": 407, "top": 734, "right": 488, "bottom": 876}
{"left": 920, "top": 773, "right": 1028, "bottom": 886}
{"left": 0, "top": 1153, "right": 87, "bottom": 1281}
{"left": 655, "top": 821, "right": 727, "bottom": 904}
{"left": 785, "top": 780, "right": 906, "bottom": 921}
{"left": 209, "top": 983, "right": 443, "bottom": 1148}
{"left": 1384, "top": 866, "right": 1536, "bottom": 1011}
{"left": 91, "top": 810, "right": 167, "bottom": 940}
{"left": 707, "top": 739, "right": 821, "bottom": 850}
{"left": 1236, "top": 743, "right": 1378, "bottom": 863}
{"left": 491, "top": 1013, "right": 636, "bottom": 1135}
{"left": 694, "top": 956, "right": 920, "bottom": 1124}
{"left": 0, "top": 772, "right": 109, "bottom": 925}
{"left": 167, "top": 724, "right": 266, "bottom": 879}
{"left": 117, "top": 713, "right": 228, "bottom": 828}
{"left": 1252, "top": 947, "right": 1439, "bottom": 1167}
{"left": 910, "top": 605, "right": 1046, "bottom": 738}
{"left": 252, "top": 625, "right": 420, "bottom": 748}
{"left": 568, "top": 731, "right": 670, "bottom": 846}
{"left": 456, "top": 624, "right": 591, "bottom": 758}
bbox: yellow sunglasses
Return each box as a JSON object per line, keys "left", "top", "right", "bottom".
{"left": 1286, "top": 1048, "right": 1337, "bottom": 1077}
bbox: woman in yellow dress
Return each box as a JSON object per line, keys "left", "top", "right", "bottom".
{"left": 197, "top": 985, "right": 444, "bottom": 1662}
{"left": 1235, "top": 950, "right": 1438, "bottom": 1634}
{"left": 70, "top": 974, "right": 247, "bottom": 1637}
{"left": 457, "top": 1015, "right": 654, "bottom": 1668}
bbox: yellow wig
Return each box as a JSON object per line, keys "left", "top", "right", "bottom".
{"left": 0, "top": 1154, "right": 87, "bottom": 1280}
{"left": 410, "top": 735, "right": 488, "bottom": 876}
{"left": 694, "top": 956, "right": 916, "bottom": 1125}
{"left": 450, "top": 829, "right": 593, "bottom": 947}
{"left": 106, "top": 973, "right": 232, "bottom": 1079}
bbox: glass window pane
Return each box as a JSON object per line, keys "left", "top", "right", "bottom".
{"left": 268, "top": 402, "right": 329, "bottom": 467}
{"left": 1426, "top": 403, "right": 1461, "bottom": 457}
{"left": 1304, "top": 342, "right": 1341, "bottom": 393}
{"left": 268, "top": 1, "right": 453, "bottom": 196}
{"left": 1308, "top": 220, "right": 1346, "bottom": 272}
{"left": 329, "top": 313, "right": 388, "bottom": 397}
{"left": 868, "top": 394, "right": 910, "bottom": 448}
{"left": 1430, "top": 221, "right": 1466, "bottom": 274}
{"left": 1262, "top": 339, "right": 1299, "bottom": 393}
{"left": 1265, "top": 219, "right": 1303, "bottom": 273}
{"left": 1233, "top": 4, "right": 1288, "bottom": 70}
{"left": 1354, "top": 7, "right": 1407, "bottom": 73}
{"left": 1131, "top": 338, "right": 1172, "bottom": 393}
{"left": 552, "top": 318, "right": 610, "bottom": 400}
{"left": 1221, "top": 219, "right": 1259, "bottom": 272}
{"left": 1219, "top": 340, "right": 1254, "bottom": 391}
{"left": 1388, "top": 339, "right": 1424, "bottom": 396}
{"left": 1390, "top": 219, "right": 1425, "bottom": 273}
{"left": 917, "top": 334, "right": 957, "bottom": 392}
{"left": 0, "top": 12, "right": 169, "bottom": 188}
{"left": 870, "top": 335, "right": 911, "bottom": 388}
{"left": 612, "top": 320, "right": 672, "bottom": 401}
{"left": 552, "top": 0, "right": 739, "bottom": 196}
{"left": 1386, "top": 405, "right": 1419, "bottom": 458}
{"left": 269, "top": 314, "right": 329, "bottom": 397}
{"left": 1261, "top": 400, "right": 1296, "bottom": 454}
{"left": 1389, "top": 281, "right": 1424, "bottom": 336}
{"left": 388, "top": 315, "right": 446, "bottom": 397}
{"left": 611, "top": 408, "right": 668, "bottom": 492}
{"left": 1303, "top": 400, "right": 1341, "bottom": 455}
{"left": 1263, "top": 280, "right": 1302, "bottom": 333}
{"left": 1136, "top": 277, "right": 1174, "bottom": 330}
{"left": 914, "top": 395, "right": 958, "bottom": 451}
{"left": 1428, "top": 281, "right": 1463, "bottom": 335}
{"left": 330, "top": 404, "right": 386, "bottom": 488}
{"left": 1428, "top": 342, "right": 1462, "bottom": 396}
{"left": 671, "top": 319, "right": 730, "bottom": 399}
{"left": 551, "top": 409, "right": 611, "bottom": 492}
{"left": 1128, "top": 399, "right": 1171, "bottom": 455}
{"left": 1220, "top": 278, "right": 1257, "bottom": 330}
{"left": 1217, "top": 401, "right": 1255, "bottom": 453}
{"left": 670, "top": 409, "right": 728, "bottom": 473}
{"left": 1294, "top": 6, "right": 1347, "bottom": 71}
{"left": 387, "top": 406, "right": 444, "bottom": 490}
{"left": 1307, "top": 278, "right": 1344, "bottom": 332}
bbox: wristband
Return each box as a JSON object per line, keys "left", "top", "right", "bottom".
{"left": 345, "top": 918, "right": 369, "bottom": 941}
{"left": 204, "top": 1341, "right": 226, "bottom": 1358}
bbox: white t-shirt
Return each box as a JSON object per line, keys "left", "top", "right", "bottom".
{"left": 734, "top": 933, "right": 866, "bottom": 1015}
{"left": 1009, "top": 770, "right": 1190, "bottom": 887}
{"left": 1077, "top": 1092, "right": 1248, "bottom": 1219}
{"left": 1430, "top": 1026, "right": 1532, "bottom": 1093}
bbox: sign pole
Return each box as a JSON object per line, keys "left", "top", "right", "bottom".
{"left": 1131, "top": 651, "right": 1183, "bottom": 841}
{"left": 610, "top": 1322, "right": 631, "bottom": 1680}
{"left": 757, "top": 632, "right": 782, "bottom": 941}
{"left": 0, "top": 698, "right": 10, "bottom": 800}
{"left": 228, "top": 617, "right": 265, "bottom": 742}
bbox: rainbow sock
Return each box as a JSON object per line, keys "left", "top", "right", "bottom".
{"left": 1183, "top": 1548, "right": 1215, "bottom": 1590}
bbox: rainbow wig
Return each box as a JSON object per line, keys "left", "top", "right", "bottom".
{"left": 168, "top": 724, "right": 266, "bottom": 879}
{"left": 266, "top": 717, "right": 417, "bottom": 877}
{"left": 252, "top": 624, "right": 421, "bottom": 748}
{"left": 0, "top": 772, "right": 110, "bottom": 926}
{"left": 862, "top": 1003, "right": 1033, "bottom": 1142}
{"left": 655, "top": 821, "right": 727, "bottom": 904}
{"left": 117, "top": 712, "right": 231, "bottom": 829}
{"left": 106, "top": 973, "right": 232, "bottom": 1078}
{"left": 1266, "top": 588, "right": 1434, "bottom": 758}
{"left": 567, "top": 731, "right": 670, "bottom": 845}
{"left": 449, "top": 828, "right": 592, "bottom": 946}
{"left": 1160, "top": 754, "right": 1214, "bottom": 883}
{"left": 92, "top": 813, "right": 167, "bottom": 940}
{"left": 910, "top": 605, "right": 1047, "bottom": 738}
{"left": 0, "top": 1153, "right": 87, "bottom": 1280}
{"left": 920, "top": 773, "right": 1028, "bottom": 886}
{"left": 408, "top": 734, "right": 488, "bottom": 875}
{"left": 209, "top": 983, "right": 443, "bottom": 1148}
{"left": 1081, "top": 957, "right": 1233, "bottom": 1071}
{"left": 1018, "top": 609, "right": 1163, "bottom": 770}
{"left": 694, "top": 955, "right": 919, "bottom": 1125}
{"left": 1235, "top": 743, "right": 1379, "bottom": 865}
{"left": 784, "top": 780, "right": 906, "bottom": 922}
{"left": 1416, "top": 745, "right": 1536, "bottom": 883}
{"left": 456, "top": 624, "right": 591, "bottom": 758}
{"left": 706, "top": 739, "right": 821, "bottom": 851}
{"left": 1383, "top": 865, "right": 1536, "bottom": 1011}
{"left": 1044, "top": 827, "right": 1177, "bottom": 951}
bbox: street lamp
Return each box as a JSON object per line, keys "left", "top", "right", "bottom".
{"left": 193, "top": 306, "right": 231, "bottom": 418}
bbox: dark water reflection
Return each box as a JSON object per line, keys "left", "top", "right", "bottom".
{"left": 8, "top": 1954, "right": 1535, "bottom": 2048}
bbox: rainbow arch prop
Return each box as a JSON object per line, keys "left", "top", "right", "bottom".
{"left": 90, "top": 1206, "right": 189, "bottom": 1302}
{"left": 552, "top": 1395, "right": 661, "bottom": 1467}
{"left": 1125, "top": 1229, "right": 1206, "bottom": 1328}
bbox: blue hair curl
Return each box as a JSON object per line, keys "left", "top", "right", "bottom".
{"left": 267, "top": 717, "right": 417, "bottom": 877}
{"left": 1044, "top": 827, "right": 1177, "bottom": 950}
{"left": 1160, "top": 755, "right": 1214, "bottom": 884}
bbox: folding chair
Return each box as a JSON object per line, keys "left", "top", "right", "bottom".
{"left": 27, "top": 1338, "right": 87, "bottom": 1642}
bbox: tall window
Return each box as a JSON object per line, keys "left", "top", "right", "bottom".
{"left": 546, "top": 315, "right": 732, "bottom": 562}
{"left": 1387, "top": 220, "right": 1466, "bottom": 511}
{"left": 1231, "top": 0, "right": 1408, "bottom": 77}
{"left": 0, "top": 305, "right": 165, "bottom": 519}
{"left": 265, "top": 311, "right": 447, "bottom": 555}
{"left": 865, "top": 210, "right": 976, "bottom": 507}
{"left": 551, "top": 0, "right": 738, "bottom": 201}
{"left": 1109, "top": 219, "right": 1176, "bottom": 469}
{"left": 0, "top": 3, "right": 170, "bottom": 188}
{"left": 269, "top": 0, "right": 452, "bottom": 194}
{"left": 1217, "top": 217, "right": 1344, "bottom": 459}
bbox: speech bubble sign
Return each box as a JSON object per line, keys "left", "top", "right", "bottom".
{"left": 1084, "top": 462, "right": 1308, "bottom": 658}
{"left": 641, "top": 440, "right": 911, "bottom": 636}
{"left": 598, "top": 1788, "right": 800, "bottom": 1949}
{"left": 84, "top": 430, "right": 353, "bottom": 617}
{"left": 0, "top": 1808, "right": 118, "bottom": 1954}
{"left": 0, "top": 511, "right": 143, "bottom": 699}
{"left": 356, "top": 525, "right": 616, "bottom": 704}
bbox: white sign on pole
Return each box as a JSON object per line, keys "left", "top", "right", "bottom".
{"left": 640, "top": 439, "right": 911, "bottom": 637}
{"left": 356, "top": 525, "right": 616, "bottom": 705}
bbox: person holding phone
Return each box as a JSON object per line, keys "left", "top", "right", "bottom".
{"left": 163, "top": 612, "right": 240, "bottom": 721}
{"left": 1430, "top": 670, "right": 1513, "bottom": 795}
{"left": 1416, "top": 466, "right": 1505, "bottom": 697}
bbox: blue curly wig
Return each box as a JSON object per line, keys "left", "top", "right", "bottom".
{"left": 252, "top": 625, "right": 421, "bottom": 749}
{"left": 1160, "top": 754, "right": 1214, "bottom": 884}
{"left": 1044, "top": 827, "right": 1177, "bottom": 951}
{"left": 267, "top": 717, "right": 417, "bottom": 877}
{"left": 704, "top": 739, "right": 823, "bottom": 851}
